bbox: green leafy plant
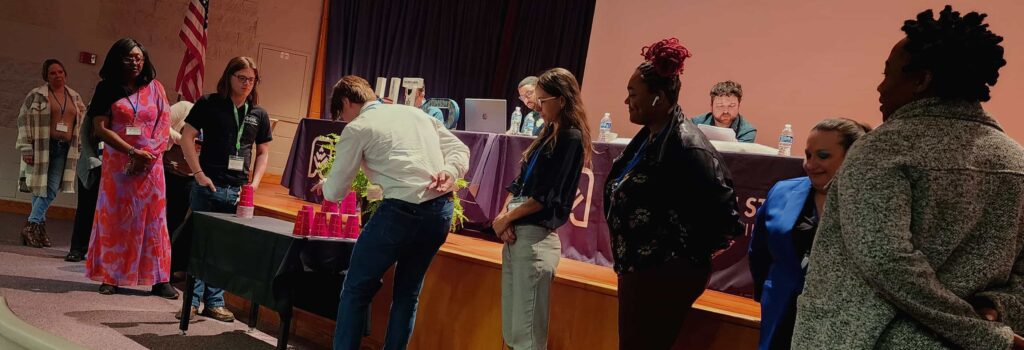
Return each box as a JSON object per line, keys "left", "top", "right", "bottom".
{"left": 315, "top": 133, "right": 468, "bottom": 232}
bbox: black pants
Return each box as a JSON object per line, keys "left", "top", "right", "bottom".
{"left": 617, "top": 258, "right": 711, "bottom": 350}
{"left": 68, "top": 168, "right": 101, "bottom": 255}
{"left": 165, "top": 172, "right": 193, "bottom": 273}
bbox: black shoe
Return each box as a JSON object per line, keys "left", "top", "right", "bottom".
{"left": 65, "top": 251, "right": 85, "bottom": 262}
{"left": 98, "top": 284, "right": 119, "bottom": 295}
{"left": 151, "top": 283, "right": 180, "bottom": 299}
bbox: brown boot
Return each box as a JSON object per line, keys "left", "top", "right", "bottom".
{"left": 36, "top": 221, "right": 52, "bottom": 247}
{"left": 201, "top": 306, "right": 235, "bottom": 322}
{"left": 20, "top": 222, "right": 42, "bottom": 248}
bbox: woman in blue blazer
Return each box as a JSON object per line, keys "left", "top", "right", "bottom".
{"left": 749, "top": 118, "right": 871, "bottom": 350}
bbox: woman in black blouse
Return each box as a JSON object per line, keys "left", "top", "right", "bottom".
{"left": 604, "top": 38, "right": 742, "bottom": 350}
{"left": 491, "top": 67, "right": 592, "bottom": 350}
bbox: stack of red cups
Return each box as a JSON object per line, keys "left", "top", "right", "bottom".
{"left": 235, "top": 184, "right": 255, "bottom": 218}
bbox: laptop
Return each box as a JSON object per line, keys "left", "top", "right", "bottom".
{"left": 697, "top": 124, "right": 738, "bottom": 142}
{"left": 464, "top": 98, "right": 507, "bottom": 134}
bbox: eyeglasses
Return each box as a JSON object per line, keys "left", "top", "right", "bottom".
{"left": 122, "top": 56, "right": 144, "bottom": 64}
{"left": 537, "top": 96, "right": 558, "bottom": 106}
{"left": 518, "top": 90, "right": 535, "bottom": 103}
{"left": 234, "top": 74, "right": 258, "bottom": 85}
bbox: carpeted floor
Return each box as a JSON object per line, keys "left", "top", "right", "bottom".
{"left": 0, "top": 211, "right": 320, "bottom": 349}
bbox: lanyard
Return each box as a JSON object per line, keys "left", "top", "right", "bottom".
{"left": 124, "top": 87, "right": 140, "bottom": 124}
{"left": 518, "top": 143, "right": 545, "bottom": 196}
{"left": 612, "top": 124, "right": 670, "bottom": 188}
{"left": 48, "top": 87, "right": 69, "bottom": 116}
{"left": 232, "top": 102, "right": 249, "bottom": 154}
{"left": 612, "top": 142, "right": 648, "bottom": 187}
{"left": 360, "top": 101, "right": 381, "bottom": 116}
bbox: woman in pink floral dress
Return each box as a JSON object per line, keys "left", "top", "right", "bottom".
{"left": 84, "top": 38, "right": 177, "bottom": 299}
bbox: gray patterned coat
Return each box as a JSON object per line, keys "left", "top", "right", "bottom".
{"left": 792, "top": 98, "right": 1024, "bottom": 350}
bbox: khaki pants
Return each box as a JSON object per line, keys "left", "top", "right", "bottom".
{"left": 501, "top": 224, "right": 561, "bottom": 350}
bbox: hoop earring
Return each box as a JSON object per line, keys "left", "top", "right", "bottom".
{"left": 651, "top": 96, "right": 660, "bottom": 106}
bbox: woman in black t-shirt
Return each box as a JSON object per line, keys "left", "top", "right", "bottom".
{"left": 491, "top": 68, "right": 592, "bottom": 350}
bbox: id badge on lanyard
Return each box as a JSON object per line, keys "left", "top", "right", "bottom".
{"left": 507, "top": 145, "right": 544, "bottom": 212}
{"left": 126, "top": 126, "right": 142, "bottom": 136}
{"left": 228, "top": 155, "right": 244, "bottom": 171}
{"left": 56, "top": 122, "right": 69, "bottom": 132}
{"left": 507, "top": 196, "right": 526, "bottom": 211}
{"left": 229, "top": 103, "right": 249, "bottom": 172}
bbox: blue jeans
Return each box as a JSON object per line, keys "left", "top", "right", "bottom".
{"left": 189, "top": 181, "right": 240, "bottom": 308}
{"left": 333, "top": 195, "right": 453, "bottom": 350}
{"left": 28, "top": 140, "right": 69, "bottom": 223}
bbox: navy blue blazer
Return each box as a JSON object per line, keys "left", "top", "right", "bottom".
{"left": 749, "top": 176, "right": 813, "bottom": 350}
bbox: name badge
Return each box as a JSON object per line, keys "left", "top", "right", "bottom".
{"left": 228, "top": 155, "right": 244, "bottom": 171}
{"left": 507, "top": 196, "right": 526, "bottom": 211}
{"left": 125, "top": 126, "right": 142, "bottom": 136}
{"left": 56, "top": 122, "right": 69, "bottom": 132}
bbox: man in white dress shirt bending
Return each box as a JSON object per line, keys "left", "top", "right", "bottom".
{"left": 318, "top": 75, "right": 469, "bottom": 350}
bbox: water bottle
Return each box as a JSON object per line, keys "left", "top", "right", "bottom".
{"left": 599, "top": 113, "right": 612, "bottom": 141}
{"left": 522, "top": 111, "right": 536, "bottom": 136}
{"left": 508, "top": 107, "right": 523, "bottom": 135}
{"left": 778, "top": 124, "right": 794, "bottom": 156}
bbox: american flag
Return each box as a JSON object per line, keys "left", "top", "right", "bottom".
{"left": 174, "top": 0, "right": 209, "bottom": 102}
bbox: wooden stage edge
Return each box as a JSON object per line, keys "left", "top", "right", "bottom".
{"left": 251, "top": 174, "right": 762, "bottom": 349}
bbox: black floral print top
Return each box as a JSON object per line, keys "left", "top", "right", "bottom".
{"left": 604, "top": 106, "right": 743, "bottom": 274}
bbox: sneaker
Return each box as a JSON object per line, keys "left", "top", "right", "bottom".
{"left": 200, "top": 306, "right": 235, "bottom": 322}
{"left": 175, "top": 306, "right": 198, "bottom": 320}
{"left": 151, "top": 283, "right": 180, "bottom": 299}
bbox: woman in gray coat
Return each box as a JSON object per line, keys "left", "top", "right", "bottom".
{"left": 793, "top": 6, "right": 1024, "bottom": 350}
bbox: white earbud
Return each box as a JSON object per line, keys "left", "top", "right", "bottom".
{"left": 651, "top": 96, "right": 660, "bottom": 106}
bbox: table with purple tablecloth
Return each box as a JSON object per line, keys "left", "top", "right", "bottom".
{"left": 282, "top": 118, "right": 804, "bottom": 298}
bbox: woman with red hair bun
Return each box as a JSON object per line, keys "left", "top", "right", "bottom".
{"left": 604, "top": 38, "right": 743, "bottom": 349}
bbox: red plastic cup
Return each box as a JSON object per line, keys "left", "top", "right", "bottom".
{"left": 313, "top": 212, "right": 328, "bottom": 237}
{"left": 341, "top": 214, "right": 361, "bottom": 238}
{"left": 341, "top": 192, "right": 359, "bottom": 215}
{"left": 327, "top": 213, "right": 343, "bottom": 237}
{"left": 293, "top": 210, "right": 309, "bottom": 236}
{"left": 322, "top": 200, "right": 340, "bottom": 214}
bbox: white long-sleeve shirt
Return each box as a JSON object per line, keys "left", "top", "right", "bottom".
{"left": 323, "top": 102, "right": 470, "bottom": 204}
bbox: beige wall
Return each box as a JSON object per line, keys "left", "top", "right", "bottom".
{"left": 0, "top": 0, "right": 322, "bottom": 207}
{"left": 581, "top": 0, "right": 1024, "bottom": 149}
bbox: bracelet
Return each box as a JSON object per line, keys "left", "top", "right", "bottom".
{"left": 193, "top": 170, "right": 204, "bottom": 176}
{"left": 128, "top": 147, "right": 136, "bottom": 156}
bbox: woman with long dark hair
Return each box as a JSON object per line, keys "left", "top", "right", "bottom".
{"left": 492, "top": 67, "right": 592, "bottom": 350}
{"left": 176, "top": 56, "right": 273, "bottom": 322}
{"left": 84, "top": 38, "right": 176, "bottom": 299}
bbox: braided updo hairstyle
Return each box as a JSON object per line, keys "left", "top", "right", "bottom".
{"left": 637, "top": 38, "right": 692, "bottom": 104}
{"left": 901, "top": 5, "right": 1005, "bottom": 102}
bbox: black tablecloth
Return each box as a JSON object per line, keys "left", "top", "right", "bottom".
{"left": 186, "top": 212, "right": 355, "bottom": 318}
